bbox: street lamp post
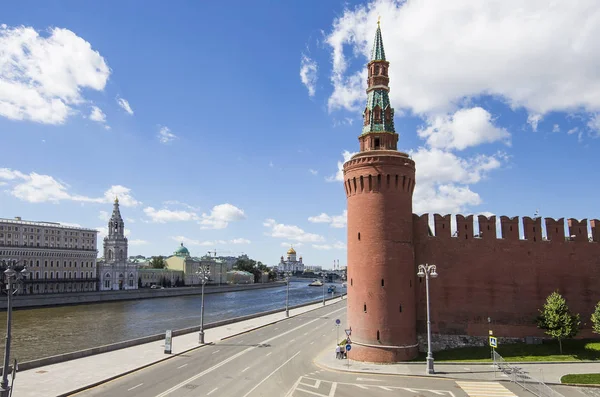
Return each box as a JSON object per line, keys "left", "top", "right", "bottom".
{"left": 322, "top": 273, "right": 326, "bottom": 306}
{"left": 284, "top": 271, "right": 292, "bottom": 317}
{"left": 196, "top": 264, "right": 210, "bottom": 344}
{"left": 417, "top": 263, "right": 438, "bottom": 375}
{"left": 0, "top": 260, "right": 27, "bottom": 397}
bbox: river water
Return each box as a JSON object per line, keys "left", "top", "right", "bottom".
{"left": 0, "top": 281, "right": 345, "bottom": 363}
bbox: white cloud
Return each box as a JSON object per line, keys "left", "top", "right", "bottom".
{"left": 280, "top": 242, "right": 304, "bottom": 248}
{"left": 0, "top": 168, "right": 140, "bottom": 207}
{"left": 410, "top": 147, "right": 505, "bottom": 213}
{"left": 200, "top": 204, "right": 246, "bottom": 229}
{"left": 313, "top": 241, "right": 347, "bottom": 250}
{"left": 587, "top": 114, "right": 600, "bottom": 135}
{"left": 324, "top": 0, "right": 600, "bottom": 117}
{"left": 567, "top": 127, "right": 579, "bottom": 135}
{"left": 158, "top": 126, "right": 177, "bottom": 144}
{"left": 300, "top": 54, "right": 318, "bottom": 97}
{"left": 552, "top": 124, "right": 560, "bottom": 133}
{"left": 263, "top": 219, "right": 325, "bottom": 243}
{"left": 126, "top": 217, "right": 136, "bottom": 223}
{"left": 326, "top": 150, "right": 356, "bottom": 182}
{"left": 89, "top": 106, "right": 106, "bottom": 123}
{"left": 116, "top": 97, "right": 133, "bottom": 115}
{"left": 308, "top": 210, "right": 347, "bottom": 228}
{"left": 527, "top": 114, "right": 543, "bottom": 132}
{"left": 171, "top": 236, "right": 250, "bottom": 247}
{"left": 0, "top": 25, "right": 110, "bottom": 124}
{"left": 98, "top": 211, "right": 110, "bottom": 221}
{"left": 129, "top": 239, "right": 149, "bottom": 246}
{"left": 143, "top": 206, "right": 199, "bottom": 223}
{"left": 417, "top": 107, "right": 511, "bottom": 151}
{"left": 309, "top": 169, "right": 318, "bottom": 175}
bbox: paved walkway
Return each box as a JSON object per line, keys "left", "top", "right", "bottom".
{"left": 12, "top": 297, "right": 345, "bottom": 397}
{"left": 315, "top": 350, "right": 599, "bottom": 385}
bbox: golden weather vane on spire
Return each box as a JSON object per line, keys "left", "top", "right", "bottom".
{"left": 378, "top": 15, "right": 381, "bottom": 26}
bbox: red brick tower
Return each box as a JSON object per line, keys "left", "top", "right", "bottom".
{"left": 343, "top": 21, "right": 418, "bottom": 362}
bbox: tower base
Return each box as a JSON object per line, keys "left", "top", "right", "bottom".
{"left": 348, "top": 343, "right": 418, "bottom": 363}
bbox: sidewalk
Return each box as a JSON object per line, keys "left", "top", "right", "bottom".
{"left": 12, "top": 297, "right": 345, "bottom": 397}
{"left": 315, "top": 349, "right": 599, "bottom": 385}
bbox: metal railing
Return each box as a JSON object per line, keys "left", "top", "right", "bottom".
{"left": 493, "top": 351, "right": 565, "bottom": 397}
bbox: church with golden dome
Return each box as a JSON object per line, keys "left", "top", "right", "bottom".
{"left": 274, "top": 246, "right": 305, "bottom": 273}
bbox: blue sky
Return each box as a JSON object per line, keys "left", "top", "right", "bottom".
{"left": 1, "top": 0, "right": 600, "bottom": 268}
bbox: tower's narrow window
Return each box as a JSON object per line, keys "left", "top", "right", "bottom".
{"left": 377, "top": 330, "right": 380, "bottom": 340}
{"left": 395, "top": 175, "right": 399, "bottom": 188}
{"left": 358, "top": 232, "right": 361, "bottom": 241}
{"left": 386, "top": 174, "right": 390, "bottom": 187}
{"left": 533, "top": 227, "right": 536, "bottom": 232}
{"left": 374, "top": 137, "right": 380, "bottom": 149}
{"left": 364, "top": 304, "right": 367, "bottom": 312}
{"left": 351, "top": 278, "right": 353, "bottom": 286}
{"left": 399, "top": 305, "right": 402, "bottom": 312}
{"left": 377, "top": 174, "right": 381, "bottom": 190}
{"left": 360, "top": 176, "right": 364, "bottom": 192}
{"left": 381, "top": 279, "right": 384, "bottom": 287}
{"left": 487, "top": 225, "right": 490, "bottom": 230}
{"left": 510, "top": 226, "right": 513, "bottom": 231}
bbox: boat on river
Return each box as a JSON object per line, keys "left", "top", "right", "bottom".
{"left": 308, "top": 279, "right": 323, "bottom": 287}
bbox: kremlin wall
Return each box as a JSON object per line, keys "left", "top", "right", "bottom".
{"left": 413, "top": 214, "right": 600, "bottom": 346}
{"left": 343, "top": 22, "right": 600, "bottom": 363}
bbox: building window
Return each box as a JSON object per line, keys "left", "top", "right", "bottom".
{"left": 358, "top": 232, "right": 361, "bottom": 241}
{"left": 399, "top": 305, "right": 402, "bottom": 313}
{"left": 381, "top": 279, "right": 384, "bottom": 287}
{"left": 377, "top": 330, "right": 380, "bottom": 340}
{"left": 363, "top": 304, "right": 367, "bottom": 312}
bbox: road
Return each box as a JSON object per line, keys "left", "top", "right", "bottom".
{"left": 72, "top": 300, "right": 559, "bottom": 397}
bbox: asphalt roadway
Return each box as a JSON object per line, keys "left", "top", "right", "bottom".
{"left": 72, "top": 300, "right": 547, "bottom": 397}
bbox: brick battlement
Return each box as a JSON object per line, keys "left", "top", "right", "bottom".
{"left": 413, "top": 213, "right": 600, "bottom": 243}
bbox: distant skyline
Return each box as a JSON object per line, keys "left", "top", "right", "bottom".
{"left": 2, "top": 0, "right": 600, "bottom": 267}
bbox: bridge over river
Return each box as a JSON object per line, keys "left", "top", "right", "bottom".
{"left": 0, "top": 281, "right": 345, "bottom": 363}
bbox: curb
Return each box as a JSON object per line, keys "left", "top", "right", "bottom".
{"left": 415, "top": 360, "right": 600, "bottom": 365}
{"left": 58, "top": 297, "right": 346, "bottom": 396}
{"left": 559, "top": 382, "right": 600, "bottom": 388}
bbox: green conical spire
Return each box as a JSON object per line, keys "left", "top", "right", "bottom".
{"left": 371, "top": 19, "right": 386, "bottom": 61}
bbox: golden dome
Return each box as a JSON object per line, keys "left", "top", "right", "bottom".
{"left": 287, "top": 246, "right": 296, "bottom": 255}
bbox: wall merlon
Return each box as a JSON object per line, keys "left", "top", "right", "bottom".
{"left": 413, "top": 213, "right": 431, "bottom": 237}
{"left": 591, "top": 219, "right": 600, "bottom": 242}
{"left": 456, "top": 214, "right": 474, "bottom": 240}
{"left": 477, "top": 215, "right": 497, "bottom": 240}
{"left": 545, "top": 218, "right": 565, "bottom": 241}
{"left": 522, "top": 216, "right": 542, "bottom": 242}
{"left": 433, "top": 214, "right": 451, "bottom": 238}
{"left": 500, "top": 216, "right": 519, "bottom": 240}
{"left": 568, "top": 218, "right": 588, "bottom": 242}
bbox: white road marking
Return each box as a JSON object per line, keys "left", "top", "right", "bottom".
{"left": 303, "top": 332, "right": 308, "bottom": 336}
{"left": 356, "top": 377, "right": 383, "bottom": 382}
{"left": 355, "top": 385, "right": 369, "bottom": 389}
{"left": 290, "top": 338, "right": 296, "bottom": 342}
{"left": 128, "top": 383, "right": 143, "bottom": 391}
{"left": 275, "top": 328, "right": 279, "bottom": 330}
{"left": 463, "top": 367, "right": 470, "bottom": 371}
{"left": 211, "top": 350, "right": 220, "bottom": 354}
{"left": 266, "top": 352, "right": 272, "bottom": 357}
{"left": 328, "top": 382, "right": 337, "bottom": 397}
{"left": 207, "top": 387, "right": 218, "bottom": 396}
{"left": 177, "top": 364, "right": 188, "bottom": 369}
{"left": 154, "top": 306, "right": 346, "bottom": 397}
{"left": 379, "top": 386, "right": 393, "bottom": 391}
{"left": 310, "top": 341, "right": 314, "bottom": 345}
{"left": 241, "top": 351, "right": 301, "bottom": 397}
{"left": 456, "top": 381, "right": 517, "bottom": 397}
{"left": 242, "top": 366, "right": 251, "bottom": 373}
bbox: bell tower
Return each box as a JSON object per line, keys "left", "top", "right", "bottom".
{"left": 103, "top": 197, "right": 128, "bottom": 264}
{"left": 343, "top": 20, "right": 418, "bottom": 362}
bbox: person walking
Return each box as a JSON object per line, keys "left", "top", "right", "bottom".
{"left": 335, "top": 345, "right": 341, "bottom": 359}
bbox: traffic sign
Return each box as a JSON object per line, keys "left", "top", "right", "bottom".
{"left": 345, "top": 329, "right": 352, "bottom": 337}
{"left": 489, "top": 336, "right": 498, "bottom": 348}
{"left": 489, "top": 330, "right": 493, "bottom": 335}
{"left": 336, "top": 319, "right": 341, "bottom": 325}
{"left": 346, "top": 336, "right": 351, "bottom": 344}
{"left": 346, "top": 344, "right": 352, "bottom": 351}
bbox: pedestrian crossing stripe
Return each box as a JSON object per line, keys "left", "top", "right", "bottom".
{"left": 456, "top": 381, "right": 517, "bottom": 397}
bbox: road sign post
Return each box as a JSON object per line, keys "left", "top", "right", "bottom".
{"left": 346, "top": 344, "right": 351, "bottom": 368}
{"left": 164, "top": 330, "right": 173, "bottom": 354}
{"left": 335, "top": 319, "right": 340, "bottom": 346}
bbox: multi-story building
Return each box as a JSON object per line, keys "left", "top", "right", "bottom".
{"left": 98, "top": 198, "right": 138, "bottom": 290}
{"left": 304, "top": 265, "right": 322, "bottom": 273}
{"left": 0, "top": 216, "right": 98, "bottom": 294}
{"left": 165, "top": 243, "right": 224, "bottom": 285}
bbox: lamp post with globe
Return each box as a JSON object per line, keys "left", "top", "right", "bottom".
{"left": 417, "top": 263, "right": 438, "bottom": 375}
{"left": 0, "top": 260, "right": 28, "bottom": 397}
{"left": 196, "top": 264, "right": 210, "bottom": 344}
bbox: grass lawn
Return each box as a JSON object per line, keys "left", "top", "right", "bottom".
{"left": 561, "top": 374, "right": 600, "bottom": 385}
{"left": 413, "top": 339, "right": 600, "bottom": 362}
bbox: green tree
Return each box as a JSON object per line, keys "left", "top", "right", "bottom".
{"left": 150, "top": 256, "right": 165, "bottom": 269}
{"left": 591, "top": 301, "right": 600, "bottom": 335}
{"left": 537, "top": 290, "right": 580, "bottom": 354}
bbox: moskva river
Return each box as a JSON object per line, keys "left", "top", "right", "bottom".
{"left": 0, "top": 281, "right": 345, "bottom": 363}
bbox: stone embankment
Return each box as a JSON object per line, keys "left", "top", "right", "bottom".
{"left": 0, "top": 282, "right": 285, "bottom": 310}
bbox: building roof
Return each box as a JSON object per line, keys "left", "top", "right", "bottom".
{"left": 287, "top": 246, "right": 296, "bottom": 255}
{"left": 174, "top": 242, "right": 190, "bottom": 257}
{"left": 0, "top": 217, "right": 98, "bottom": 232}
{"left": 371, "top": 19, "right": 386, "bottom": 61}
